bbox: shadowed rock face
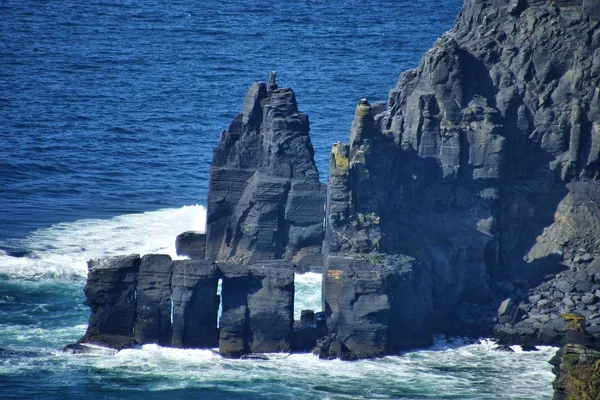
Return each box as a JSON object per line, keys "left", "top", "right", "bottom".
{"left": 134, "top": 254, "right": 173, "bottom": 346}
{"left": 170, "top": 260, "right": 219, "bottom": 349}
{"left": 494, "top": 182, "right": 600, "bottom": 346}
{"left": 79, "top": 254, "right": 140, "bottom": 350}
{"left": 320, "top": 255, "right": 433, "bottom": 359}
{"left": 323, "top": 0, "right": 600, "bottom": 352}
{"left": 75, "top": 254, "right": 295, "bottom": 358}
{"left": 218, "top": 261, "right": 295, "bottom": 358}
{"left": 205, "top": 73, "right": 326, "bottom": 269}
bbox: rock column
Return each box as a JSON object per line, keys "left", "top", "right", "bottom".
{"left": 134, "top": 254, "right": 173, "bottom": 346}
{"left": 171, "top": 260, "right": 219, "bottom": 348}
{"left": 79, "top": 254, "right": 140, "bottom": 350}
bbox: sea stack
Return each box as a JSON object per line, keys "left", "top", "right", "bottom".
{"left": 73, "top": 0, "right": 600, "bottom": 368}
{"left": 205, "top": 72, "right": 326, "bottom": 270}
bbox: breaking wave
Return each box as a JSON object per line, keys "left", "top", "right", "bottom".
{"left": 0, "top": 205, "right": 206, "bottom": 280}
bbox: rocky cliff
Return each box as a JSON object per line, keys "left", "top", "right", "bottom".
{"left": 73, "top": 0, "right": 600, "bottom": 372}
{"left": 205, "top": 73, "right": 325, "bottom": 270}
{"left": 322, "top": 0, "right": 600, "bottom": 354}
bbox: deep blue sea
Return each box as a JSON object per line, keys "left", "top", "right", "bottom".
{"left": 0, "top": 1, "right": 556, "bottom": 399}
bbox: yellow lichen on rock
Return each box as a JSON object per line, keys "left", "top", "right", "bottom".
{"left": 330, "top": 143, "right": 349, "bottom": 172}
{"left": 357, "top": 212, "right": 380, "bottom": 227}
{"left": 355, "top": 98, "right": 371, "bottom": 117}
{"left": 560, "top": 350, "right": 600, "bottom": 400}
{"left": 562, "top": 313, "right": 586, "bottom": 331}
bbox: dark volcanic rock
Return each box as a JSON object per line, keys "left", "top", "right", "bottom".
{"left": 206, "top": 73, "right": 325, "bottom": 267}
{"left": 175, "top": 231, "right": 206, "bottom": 259}
{"left": 494, "top": 182, "right": 600, "bottom": 346}
{"left": 72, "top": 0, "right": 600, "bottom": 360}
{"left": 319, "top": 254, "right": 432, "bottom": 359}
{"left": 322, "top": 0, "right": 600, "bottom": 351}
{"left": 63, "top": 343, "right": 116, "bottom": 355}
{"left": 497, "top": 298, "right": 524, "bottom": 325}
{"left": 78, "top": 254, "right": 140, "bottom": 350}
{"left": 217, "top": 263, "right": 250, "bottom": 358}
{"left": 217, "top": 261, "right": 295, "bottom": 357}
{"left": 170, "top": 260, "right": 219, "bottom": 349}
{"left": 134, "top": 254, "right": 173, "bottom": 346}
{"left": 292, "top": 310, "right": 324, "bottom": 352}
{"left": 247, "top": 262, "right": 295, "bottom": 353}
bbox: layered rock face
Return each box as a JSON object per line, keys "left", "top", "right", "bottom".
{"left": 78, "top": 255, "right": 140, "bottom": 350}
{"left": 218, "top": 261, "right": 295, "bottom": 357}
{"left": 75, "top": 0, "right": 600, "bottom": 363}
{"left": 323, "top": 0, "right": 600, "bottom": 351}
{"left": 205, "top": 73, "right": 326, "bottom": 270}
{"left": 75, "top": 255, "right": 298, "bottom": 358}
{"left": 170, "top": 260, "right": 219, "bottom": 348}
{"left": 75, "top": 76, "right": 327, "bottom": 357}
{"left": 134, "top": 254, "right": 173, "bottom": 346}
{"left": 319, "top": 254, "right": 433, "bottom": 359}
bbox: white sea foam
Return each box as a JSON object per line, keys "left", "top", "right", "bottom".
{"left": 294, "top": 272, "right": 322, "bottom": 318}
{"left": 0, "top": 207, "right": 558, "bottom": 399}
{"left": 0, "top": 205, "right": 206, "bottom": 280}
{"left": 52, "top": 339, "right": 556, "bottom": 399}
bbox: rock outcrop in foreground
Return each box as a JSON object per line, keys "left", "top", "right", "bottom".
{"left": 70, "top": 254, "right": 312, "bottom": 358}
{"left": 550, "top": 313, "right": 600, "bottom": 399}
{"left": 71, "top": 77, "right": 326, "bottom": 357}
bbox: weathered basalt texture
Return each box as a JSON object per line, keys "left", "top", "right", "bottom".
{"left": 75, "top": 255, "right": 298, "bottom": 355}
{"left": 170, "top": 260, "right": 219, "bottom": 348}
{"left": 218, "top": 263, "right": 251, "bottom": 357}
{"left": 175, "top": 231, "right": 206, "bottom": 259}
{"left": 218, "top": 261, "right": 295, "bottom": 357}
{"left": 206, "top": 73, "right": 325, "bottom": 269}
{"left": 75, "top": 0, "right": 600, "bottom": 362}
{"left": 323, "top": 0, "right": 600, "bottom": 353}
{"left": 78, "top": 254, "right": 140, "bottom": 350}
{"left": 134, "top": 254, "right": 173, "bottom": 346}
{"left": 319, "top": 254, "right": 433, "bottom": 359}
{"left": 247, "top": 262, "right": 295, "bottom": 353}
{"left": 495, "top": 181, "right": 600, "bottom": 346}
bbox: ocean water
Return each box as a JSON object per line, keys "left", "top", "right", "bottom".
{"left": 0, "top": 1, "right": 557, "bottom": 399}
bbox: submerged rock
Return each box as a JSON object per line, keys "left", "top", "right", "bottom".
{"left": 63, "top": 343, "right": 117, "bottom": 356}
